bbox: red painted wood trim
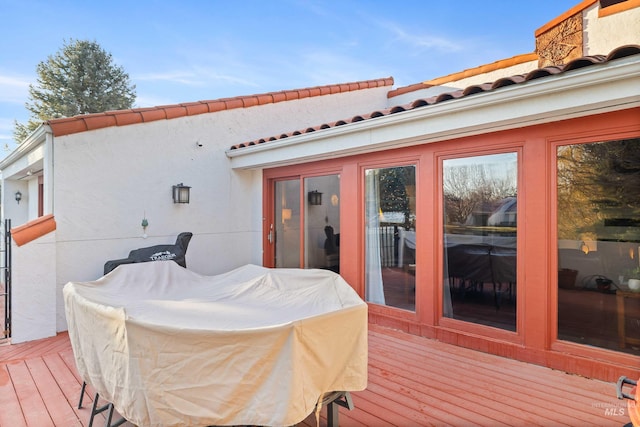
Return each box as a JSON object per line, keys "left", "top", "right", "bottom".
{"left": 11, "top": 214, "right": 56, "bottom": 247}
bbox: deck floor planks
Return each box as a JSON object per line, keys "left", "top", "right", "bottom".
{"left": 0, "top": 326, "right": 634, "bottom": 426}
{"left": 366, "top": 361, "right": 538, "bottom": 426}
{"left": 368, "top": 339, "right": 599, "bottom": 425}
{"left": 0, "top": 332, "right": 70, "bottom": 363}
{"left": 0, "top": 362, "right": 28, "bottom": 427}
{"left": 24, "top": 356, "right": 82, "bottom": 427}
{"left": 42, "top": 352, "right": 93, "bottom": 427}
{"left": 349, "top": 389, "right": 437, "bottom": 426}
{"left": 368, "top": 326, "right": 626, "bottom": 425}
{"left": 6, "top": 359, "right": 55, "bottom": 427}
{"left": 365, "top": 371, "right": 511, "bottom": 426}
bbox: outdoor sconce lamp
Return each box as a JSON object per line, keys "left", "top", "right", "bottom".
{"left": 308, "top": 190, "right": 322, "bottom": 206}
{"left": 15, "top": 191, "right": 22, "bottom": 204}
{"left": 172, "top": 183, "right": 191, "bottom": 204}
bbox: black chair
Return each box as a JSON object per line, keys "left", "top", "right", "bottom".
{"left": 103, "top": 232, "right": 193, "bottom": 275}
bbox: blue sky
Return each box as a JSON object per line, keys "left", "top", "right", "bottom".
{"left": 0, "top": 0, "right": 580, "bottom": 149}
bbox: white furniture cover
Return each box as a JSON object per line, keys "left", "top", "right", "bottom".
{"left": 63, "top": 262, "right": 368, "bottom": 427}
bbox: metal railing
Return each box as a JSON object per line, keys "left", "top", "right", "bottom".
{"left": 1, "top": 219, "right": 11, "bottom": 339}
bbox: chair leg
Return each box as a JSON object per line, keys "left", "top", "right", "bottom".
{"left": 326, "top": 391, "right": 354, "bottom": 427}
{"left": 78, "top": 381, "right": 87, "bottom": 409}
{"left": 88, "top": 393, "right": 113, "bottom": 427}
{"left": 87, "top": 392, "right": 128, "bottom": 427}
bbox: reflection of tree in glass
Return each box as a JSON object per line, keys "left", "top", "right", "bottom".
{"left": 443, "top": 160, "right": 516, "bottom": 226}
{"left": 557, "top": 138, "right": 640, "bottom": 240}
{"left": 378, "top": 166, "right": 415, "bottom": 229}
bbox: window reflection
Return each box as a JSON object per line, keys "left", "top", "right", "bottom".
{"left": 275, "top": 179, "right": 300, "bottom": 268}
{"left": 442, "top": 153, "right": 518, "bottom": 331}
{"left": 557, "top": 138, "right": 640, "bottom": 356}
{"left": 304, "top": 175, "right": 340, "bottom": 272}
{"left": 364, "top": 165, "right": 416, "bottom": 311}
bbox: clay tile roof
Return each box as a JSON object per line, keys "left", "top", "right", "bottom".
{"left": 46, "top": 77, "right": 394, "bottom": 137}
{"left": 524, "top": 66, "right": 564, "bottom": 81}
{"left": 230, "top": 45, "right": 640, "bottom": 151}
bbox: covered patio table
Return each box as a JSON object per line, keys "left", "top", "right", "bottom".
{"left": 63, "top": 262, "right": 368, "bottom": 427}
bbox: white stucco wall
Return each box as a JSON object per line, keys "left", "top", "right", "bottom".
{"left": 10, "top": 230, "right": 57, "bottom": 343}
{"left": 52, "top": 86, "right": 390, "bottom": 332}
{"left": 583, "top": 3, "right": 640, "bottom": 55}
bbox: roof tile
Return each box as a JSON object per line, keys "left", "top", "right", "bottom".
{"left": 11, "top": 214, "right": 56, "bottom": 247}
{"left": 46, "top": 77, "right": 394, "bottom": 137}
{"left": 206, "top": 100, "right": 227, "bottom": 112}
{"left": 230, "top": 45, "right": 640, "bottom": 151}
{"left": 47, "top": 117, "right": 87, "bottom": 136}
{"left": 112, "top": 110, "right": 143, "bottom": 126}
{"left": 223, "top": 98, "right": 244, "bottom": 109}
{"left": 83, "top": 114, "right": 117, "bottom": 130}
{"left": 183, "top": 102, "right": 209, "bottom": 115}
{"left": 242, "top": 97, "right": 260, "bottom": 108}
{"left": 163, "top": 106, "right": 187, "bottom": 120}
{"left": 140, "top": 107, "right": 169, "bottom": 121}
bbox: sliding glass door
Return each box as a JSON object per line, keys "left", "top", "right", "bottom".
{"left": 272, "top": 174, "right": 340, "bottom": 270}
{"left": 364, "top": 165, "right": 417, "bottom": 311}
{"left": 442, "top": 153, "right": 518, "bottom": 331}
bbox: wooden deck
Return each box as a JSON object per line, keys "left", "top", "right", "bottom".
{"left": 0, "top": 324, "right": 633, "bottom": 427}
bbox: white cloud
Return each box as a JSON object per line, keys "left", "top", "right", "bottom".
{"left": 378, "top": 21, "right": 463, "bottom": 52}
{"left": 0, "top": 73, "right": 31, "bottom": 104}
{"left": 134, "top": 67, "right": 258, "bottom": 88}
{"left": 134, "top": 71, "right": 204, "bottom": 86}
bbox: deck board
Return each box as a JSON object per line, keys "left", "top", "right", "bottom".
{"left": 0, "top": 363, "right": 28, "bottom": 427}
{"left": 25, "top": 356, "right": 82, "bottom": 427}
{"left": 0, "top": 324, "right": 633, "bottom": 427}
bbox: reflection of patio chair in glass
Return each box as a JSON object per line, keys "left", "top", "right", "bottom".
{"left": 490, "top": 246, "right": 516, "bottom": 309}
{"left": 324, "top": 226, "right": 340, "bottom": 273}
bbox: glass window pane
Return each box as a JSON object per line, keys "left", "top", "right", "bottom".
{"left": 304, "top": 174, "right": 340, "bottom": 272}
{"left": 442, "top": 153, "right": 517, "bottom": 331}
{"left": 557, "top": 138, "right": 640, "bottom": 356}
{"left": 364, "top": 165, "right": 416, "bottom": 311}
{"left": 275, "top": 179, "right": 300, "bottom": 268}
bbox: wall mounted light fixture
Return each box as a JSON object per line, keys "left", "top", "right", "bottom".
{"left": 15, "top": 191, "right": 22, "bottom": 204}
{"left": 172, "top": 183, "right": 191, "bottom": 204}
{"left": 141, "top": 217, "right": 149, "bottom": 238}
{"left": 308, "top": 190, "right": 322, "bottom": 206}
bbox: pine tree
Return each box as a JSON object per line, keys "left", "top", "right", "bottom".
{"left": 13, "top": 39, "right": 136, "bottom": 143}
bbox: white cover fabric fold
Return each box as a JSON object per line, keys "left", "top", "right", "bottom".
{"left": 64, "top": 262, "right": 367, "bottom": 427}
